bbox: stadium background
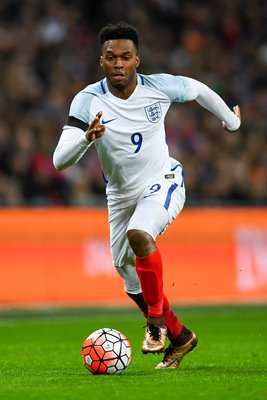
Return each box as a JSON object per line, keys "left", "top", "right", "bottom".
{"left": 0, "top": 0, "right": 267, "bottom": 307}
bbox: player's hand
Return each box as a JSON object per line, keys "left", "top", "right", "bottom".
{"left": 222, "top": 105, "right": 241, "bottom": 132}
{"left": 85, "top": 111, "right": 105, "bottom": 142}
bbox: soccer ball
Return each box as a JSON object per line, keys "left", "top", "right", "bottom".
{"left": 82, "top": 328, "right": 132, "bottom": 375}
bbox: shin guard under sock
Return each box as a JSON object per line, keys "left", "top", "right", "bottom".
{"left": 135, "top": 249, "right": 164, "bottom": 317}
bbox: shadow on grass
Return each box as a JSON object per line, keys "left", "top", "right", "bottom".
{"left": 184, "top": 364, "right": 267, "bottom": 377}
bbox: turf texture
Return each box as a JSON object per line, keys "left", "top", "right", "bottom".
{"left": 0, "top": 305, "right": 266, "bottom": 400}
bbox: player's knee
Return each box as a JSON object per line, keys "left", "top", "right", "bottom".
{"left": 127, "top": 229, "right": 156, "bottom": 257}
{"left": 127, "top": 229, "right": 150, "bottom": 248}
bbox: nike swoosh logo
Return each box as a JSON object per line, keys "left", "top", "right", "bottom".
{"left": 102, "top": 118, "right": 118, "bottom": 125}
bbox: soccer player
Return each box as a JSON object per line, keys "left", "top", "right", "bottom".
{"left": 53, "top": 21, "right": 241, "bottom": 369}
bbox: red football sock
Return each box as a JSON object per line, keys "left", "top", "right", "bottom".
{"left": 163, "top": 295, "right": 183, "bottom": 340}
{"left": 135, "top": 248, "right": 164, "bottom": 317}
{"left": 126, "top": 291, "right": 183, "bottom": 340}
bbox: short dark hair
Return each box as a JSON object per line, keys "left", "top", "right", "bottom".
{"left": 99, "top": 21, "right": 139, "bottom": 50}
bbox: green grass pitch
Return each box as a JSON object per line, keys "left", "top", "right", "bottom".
{"left": 0, "top": 305, "right": 266, "bottom": 400}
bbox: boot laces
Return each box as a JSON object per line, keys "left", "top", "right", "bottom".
{"left": 147, "top": 324, "right": 161, "bottom": 341}
{"left": 162, "top": 344, "right": 176, "bottom": 361}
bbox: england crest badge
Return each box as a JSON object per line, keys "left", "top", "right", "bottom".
{"left": 144, "top": 102, "right": 162, "bottom": 123}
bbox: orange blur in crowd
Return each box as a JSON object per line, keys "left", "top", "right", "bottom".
{"left": 0, "top": 208, "right": 267, "bottom": 307}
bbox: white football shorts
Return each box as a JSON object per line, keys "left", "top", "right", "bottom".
{"left": 109, "top": 166, "right": 186, "bottom": 294}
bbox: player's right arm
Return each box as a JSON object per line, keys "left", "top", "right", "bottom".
{"left": 85, "top": 111, "right": 105, "bottom": 142}
{"left": 53, "top": 113, "right": 105, "bottom": 171}
{"left": 53, "top": 86, "right": 106, "bottom": 171}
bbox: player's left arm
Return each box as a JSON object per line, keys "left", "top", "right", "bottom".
{"left": 222, "top": 105, "right": 241, "bottom": 132}
{"left": 183, "top": 77, "right": 241, "bottom": 132}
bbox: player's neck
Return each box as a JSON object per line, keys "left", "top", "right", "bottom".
{"left": 107, "top": 76, "right": 138, "bottom": 99}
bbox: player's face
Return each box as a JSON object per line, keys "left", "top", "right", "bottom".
{"left": 100, "top": 39, "right": 140, "bottom": 98}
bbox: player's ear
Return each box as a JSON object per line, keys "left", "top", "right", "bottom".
{"left": 100, "top": 56, "right": 103, "bottom": 67}
{"left": 136, "top": 55, "right": 140, "bottom": 69}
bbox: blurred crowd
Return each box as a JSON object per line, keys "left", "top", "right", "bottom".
{"left": 0, "top": 0, "right": 266, "bottom": 206}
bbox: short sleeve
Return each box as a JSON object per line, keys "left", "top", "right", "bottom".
{"left": 141, "top": 73, "right": 196, "bottom": 103}
{"left": 69, "top": 91, "right": 96, "bottom": 124}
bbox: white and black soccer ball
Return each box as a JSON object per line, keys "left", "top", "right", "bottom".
{"left": 82, "top": 328, "right": 132, "bottom": 375}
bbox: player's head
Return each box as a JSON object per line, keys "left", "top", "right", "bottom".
{"left": 99, "top": 22, "right": 140, "bottom": 93}
{"left": 99, "top": 21, "right": 139, "bottom": 51}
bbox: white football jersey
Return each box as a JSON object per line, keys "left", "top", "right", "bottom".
{"left": 68, "top": 73, "right": 194, "bottom": 208}
{"left": 56, "top": 72, "right": 240, "bottom": 208}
